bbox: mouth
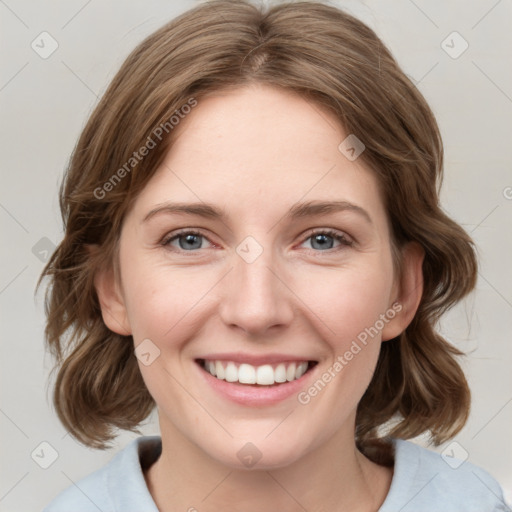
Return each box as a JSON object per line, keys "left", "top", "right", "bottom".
{"left": 196, "top": 358, "right": 318, "bottom": 387}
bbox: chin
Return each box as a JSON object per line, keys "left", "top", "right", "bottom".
{"left": 207, "top": 436, "right": 312, "bottom": 471}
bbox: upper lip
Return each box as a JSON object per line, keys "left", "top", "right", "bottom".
{"left": 196, "top": 353, "right": 317, "bottom": 366}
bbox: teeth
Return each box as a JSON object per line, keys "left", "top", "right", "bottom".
{"left": 225, "top": 362, "right": 238, "bottom": 382}
{"left": 286, "top": 362, "right": 296, "bottom": 381}
{"left": 256, "top": 365, "right": 274, "bottom": 385}
{"left": 239, "top": 363, "right": 256, "bottom": 384}
{"left": 296, "top": 362, "right": 308, "bottom": 379}
{"left": 202, "top": 360, "right": 311, "bottom": 386}
{"left": 274, "top": 363, "right": 287, "bottom": 383}
{"left": 215, "top": 360, "right": 225, "bottom": 380}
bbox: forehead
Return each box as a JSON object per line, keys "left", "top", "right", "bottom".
{"left": 129, "top": 84, "right": 388, "bottom": 231}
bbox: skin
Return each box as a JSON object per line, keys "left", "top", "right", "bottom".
{"left": 95, "top": 83, "right": 424, "bottom": 512}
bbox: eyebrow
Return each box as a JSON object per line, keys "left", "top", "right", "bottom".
{"left": 142, "top": 200, "right": 372, "bottom": 225}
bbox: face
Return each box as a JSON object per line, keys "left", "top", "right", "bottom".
{"left": 98, "top": 84, "right": 419, "bottom": 470}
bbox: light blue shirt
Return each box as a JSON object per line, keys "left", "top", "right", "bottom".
{"left": 42, "top": 435, "right": 508, "bottom": 511}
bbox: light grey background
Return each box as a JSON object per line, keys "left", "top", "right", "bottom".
{"left": 1, "top": 0, "right": 511, "bottom": 510}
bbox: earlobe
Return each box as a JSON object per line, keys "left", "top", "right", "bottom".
{"left": 90, "top": 247, "right": 132, "bottom": 336}
{"left": 382, "top": 242, "right": 424, "bottom": 341}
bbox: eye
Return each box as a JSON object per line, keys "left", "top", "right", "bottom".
{"left": 161, "top": 230, "right": 214, "bottom": 251}
{"left": 300, "top": 229, "right": 353, "bottom": 252}
{"left": 160, "top": 228, "right": 353, "bottom": 254}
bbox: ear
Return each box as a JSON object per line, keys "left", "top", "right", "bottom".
{"left": 381, "top": 242, "right": 424, "bottom": 341}
{"left": 88, "top": 245, "right": 132, "bottom": 336}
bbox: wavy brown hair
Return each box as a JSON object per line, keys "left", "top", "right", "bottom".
{"left": 37, "top": 0, "right": 477, "bottom": 457}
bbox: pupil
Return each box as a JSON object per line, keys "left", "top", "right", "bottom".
{"left": 312, "top": 234, "right": 333, "bottom": 250}
{"left": 181, "top": 234, "right": 201, "bottom": 250}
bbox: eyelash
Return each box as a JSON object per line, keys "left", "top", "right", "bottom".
{"left": 160, "top": 228, "right": 354, "bottom": 255}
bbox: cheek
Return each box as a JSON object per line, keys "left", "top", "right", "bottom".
{"left": 292, "top": 261, "right": 395, "bottom": 348}
{"left": 123, "top": 253, "right": 395, "bottom": 347}
{"left": 292, "top": 267, "right": 393, "bottom": 424}
{"left": 122, "top": 259, "right": 218, "bottom": 343}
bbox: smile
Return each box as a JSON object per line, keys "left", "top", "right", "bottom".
{"left": 195, "top": 356, "right": 319, "bottom": 406}
{"left": 198, "top": 359, "right": 316, "bottom": 386}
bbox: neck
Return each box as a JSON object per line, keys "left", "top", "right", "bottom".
{"left": 144, "top": 418, "right": 393, "bottom": 512}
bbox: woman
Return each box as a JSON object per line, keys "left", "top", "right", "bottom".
{"left": 39, "top": 1, "right": 506, "bottom": 510}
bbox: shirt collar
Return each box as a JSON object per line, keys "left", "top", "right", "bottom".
{"left": 106, "top": 435, "right": 162, "bottom": 511}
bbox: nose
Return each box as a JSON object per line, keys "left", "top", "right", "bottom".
{"left": 218, "top": 240, "right": 294, "bottom": 336}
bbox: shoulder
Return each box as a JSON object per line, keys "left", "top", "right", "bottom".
{"left": 41, "top": 461, "right": 110, "bottom": 512}
{"left": 42, "top": 436, "right": 161, "bottom": 512}
{"left": 379, "top": 439, "right": 508, "bottom": 512}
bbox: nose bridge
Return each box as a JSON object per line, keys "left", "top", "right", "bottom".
{"left": 219, "top": 234, "right": 293, "bottom": 333}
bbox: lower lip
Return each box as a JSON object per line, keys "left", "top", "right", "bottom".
{"left": 196, "top": 361, "right": 317, "bottom": 407}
